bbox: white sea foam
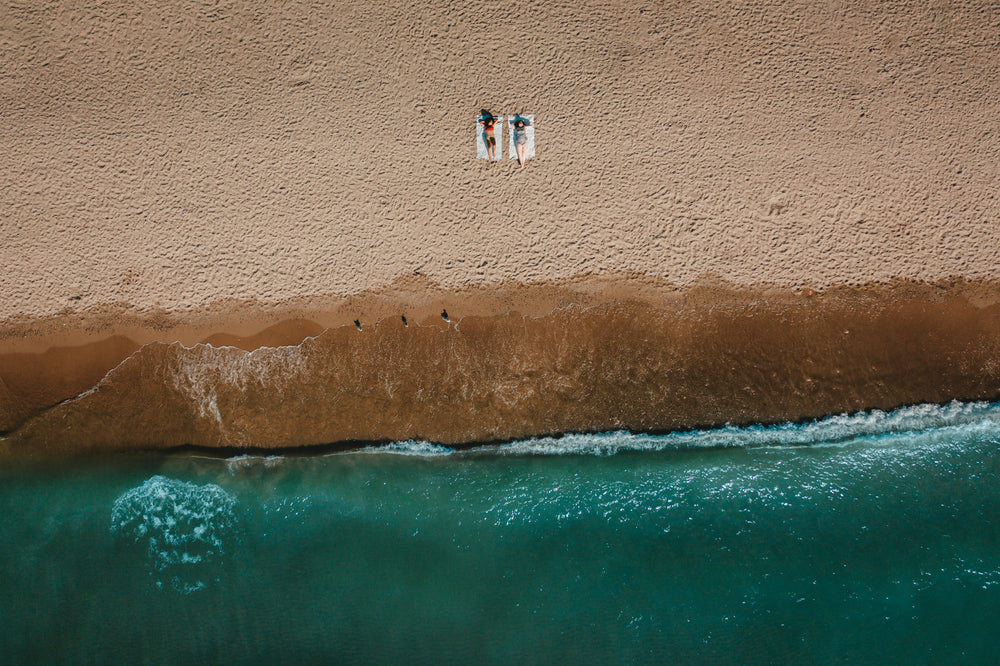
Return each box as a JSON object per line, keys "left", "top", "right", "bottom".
{"left": 361, "top": 440, "right": 455, "bottom": 456}
{"left": 111, "top": 475, "right": 239, "bottom": 593}
{"left": 346, "top": 401, "right": 1000, "bottom": 458}
{"left": 490, "top": 400, "right": 1000, "bottom": 456}
{"left": 168, "top": 343, "right": 308, "bottom": 441}
{"left": 226, "top": 454, "right": 286, "bottom": 473}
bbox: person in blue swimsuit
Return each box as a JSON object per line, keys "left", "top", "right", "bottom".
{"left": 511, "top": 117, "right": 531, "bottom": 166}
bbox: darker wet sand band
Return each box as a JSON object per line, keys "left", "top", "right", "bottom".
{"left": 2, "top": 278, "right": 1000, "bottom": 454}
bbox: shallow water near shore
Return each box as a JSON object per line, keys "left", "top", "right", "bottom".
{"left": 3, "top": 402, "right": 1000, "bottom": 663}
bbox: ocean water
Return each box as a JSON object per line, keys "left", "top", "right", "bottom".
{"left": 3, "top": 401, "right": 1000, "bottom": 664}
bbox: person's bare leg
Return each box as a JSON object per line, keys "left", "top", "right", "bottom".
{"left": 517, "top": 143, "right": 526, "bottom": 166}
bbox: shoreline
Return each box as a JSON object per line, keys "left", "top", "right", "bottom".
{"left": 3, "top": 276, "right": 999, "bottom": 454}
{"left": 7, "top": 398, "right": 999, "bottom": 463}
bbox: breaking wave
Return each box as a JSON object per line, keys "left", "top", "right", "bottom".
{"left": 353, "top": 400, "right": 1000, "bottom": 457}
{"left": 111, "top": 475, "right": 240, "bottom": 593}
{"left": 362, "top": 441, "right": 456, "bottom": 456}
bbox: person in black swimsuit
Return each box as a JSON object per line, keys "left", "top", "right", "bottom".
{"left": 479, "top": 113, "right": 499, "bottom": 161}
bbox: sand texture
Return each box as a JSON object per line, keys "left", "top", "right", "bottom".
{"left": 3, "top": 0, "right": 1000, "bottom": 319}
{"left": 4, "top": 1, "right": 1000, "bottom": 452}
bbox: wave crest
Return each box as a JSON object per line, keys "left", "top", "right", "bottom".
{"left": 352, "top": 400, "right": 1000, "bottom": 457}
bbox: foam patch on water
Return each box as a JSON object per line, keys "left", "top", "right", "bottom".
{"left": 226, "top": 454, "right": 286, "bottom": 473}
{"left": 111, "top": 475, "right": 239, "bottom": 593}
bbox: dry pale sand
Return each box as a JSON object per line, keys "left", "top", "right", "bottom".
{"left": 3, "top": 0, "right": 1000, "bottom": 320}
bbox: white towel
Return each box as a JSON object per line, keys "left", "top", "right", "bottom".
{"left": 476, "top": 115, "right": 503, "bottom": 160}
{"left": 507, "top": 114, "right": 535, "bottom": 161}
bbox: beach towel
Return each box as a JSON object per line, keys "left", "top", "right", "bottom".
{"left": 476, "top": 114, "right": 503, "bottom": 160}
{"left": 507, "top": 114, "right": 535, "bottom": 162}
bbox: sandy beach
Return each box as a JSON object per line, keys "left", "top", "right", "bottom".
{"left": 2, "top": 0, "right": 999, "bottom": 451}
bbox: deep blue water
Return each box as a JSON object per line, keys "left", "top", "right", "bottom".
{"left": 3, "top": 401, "right": 1000, "bottom": 664}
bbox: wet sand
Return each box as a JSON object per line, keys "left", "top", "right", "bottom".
{"left": 3, "top": 277, "right": 999, "bottom": 453}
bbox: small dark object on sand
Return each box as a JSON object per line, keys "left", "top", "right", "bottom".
{"left": 441, "top": 309, "right": 449, "bottom": 321}
{"left": 354, "top": 319, "right": 362, "bottom": 330}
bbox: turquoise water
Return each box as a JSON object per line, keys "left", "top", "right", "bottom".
{"left": 3, "top": 401, "right": 1000, "bottom": 664}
